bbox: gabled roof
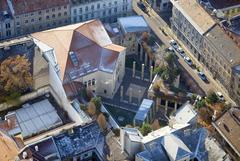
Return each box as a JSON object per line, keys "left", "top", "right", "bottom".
{"left": 12, "top": 0, "right": 69, "bottom": 15}
{"left": 0, "top": 130, "right": 19, "bottom": 161}
{"left": 32, "top": 20, "right": 125, "bottom": 81}
{"left": 162, "top": 134, "right": 191, "bottom": 161}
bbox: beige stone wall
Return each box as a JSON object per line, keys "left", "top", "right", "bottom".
{"left": 15, "top": 4, "right": 70, "bottom": 36}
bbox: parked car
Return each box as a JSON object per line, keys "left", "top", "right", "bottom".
{"left": 177, "top": 47, "right": 185, "bottom": 57}
{"left": 184, "top": 56, "right": 193, "bottom": 66}
{"left": 137, "top": 2, "right": 149, "bottom": 14}
{"left": 216, "top": 92, "right": 225, "bottom": 101}
{"left": 198, "top": 72, "right": 208, "bottom": 82}
{"left": 169, "top": 39, "right": 178, "bottom": 49}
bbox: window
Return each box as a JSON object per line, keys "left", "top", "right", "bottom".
{"left": 25, "top": 20, "right": 28, "bottom": 24}
{"left": 16, "top": 22, "right": 20, "bottom": 25}
{"left": 74, "top": 9, "right": 77, "bottom": 15}
{"left": 85, "top": 14, "right": 88, "bottom": 19}
{"left": 91, "top": 5, "right": 94, "bottom": 10}
{"left": 97, "top": 3, "right": 100, "bottom": 9}
{"left": 79, "top": 15, "right": 82, "bottom": 21}
{"left": 6, "top": 30, "right": 11, "bottom": 36}
{"left": 223, "top": 124, "right": 230, "bottom": 132}
{"left": 114, "top": 1, "right": 117, "bottom": 5}
{"left": 109, "top": 2, "right": 112, "bottom": 7}
{"left": 58, "top": 20, "right": 62, "bottom": 25}
{"left": 64, "top": 5, "right": 67, "bottom": 9}
{"left": 108, "top": 9, "right": 111, "bottom": 14}
{"left": 84, "top": 82, "right": 87, "bottom": 87}
{"left": 103, "top": 4, "right": 106, "bottom": 8}
{"left": 38, "top": 11, "right": 42, "bottom": 15}
{"left": 103, "top": 11, "right": 106, "bottom": 16}
{"left": 92, "top": 79, "right": 95, "bottom": 85}
{"left": 39, "top": 17, "right": 42, "bottom": 21}
{"left": 58, "top": 7, "right": 61, "bottom": 10}
{"left": 104, "top": 90, "right": 107, "bottom": 94}
{"left": 46, "top": 16, "right": 49, "bottom": 19}
{"left": 31, "top": 19, "right": 34, "bottom": 22}
{"left": 88, "top": 80, "right": 91, "bottom": 86}
{"left": 52, "top": 14, "right": 55, "bottom": 18}
{"left": 58, "top": 13, "right": 61, "bottom": 17}
{"left": 64, "top": 12, "right": 67, "bottom": 16}
{"left": 5, "top": 23, "right": 10, "bottom": 28}
{"left": 91, "top": 13, "right": 94, "bottom": 18}
{"left": 46, "top": 9, "right": 49, "bottom": 13}
{"left": 79, "top": 8, "right": 82, "bottom": 13}
{"left": 114, "top": 7, "right": 117, "bottom": 13}
{"left": 85, "top": 6, "right": 88, "bottom": 12}
{"left": 52, "top": 8, "right": 55, "bottom": 12}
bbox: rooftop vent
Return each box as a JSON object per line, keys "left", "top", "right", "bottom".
{"left": 69, "top": 51, "right": 79, "bottom": 67}
{"left": 35, "top": 145, "right": 39, "bottom": 151}
{"left": 22, "top": 151, "right": 28, "bottom": 159}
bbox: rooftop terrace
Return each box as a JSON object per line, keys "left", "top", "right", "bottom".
{"left": 54, "top": 122, "right": 105, "bottom": 160}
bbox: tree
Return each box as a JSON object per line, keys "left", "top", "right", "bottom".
{"left": 139, "top": 123, "right": 152, "bottom": 136}
{"left": 90, "top": 97, "right": 102, "bottom": 113}
{"left": 0, "top": 55, "right": 32, "bottom": 93}
{"left": 206, "top": 91, "right": 219, "bottom": 104}
{"left": 87, "top": 102, "right": 96, "bottom": 116}
{"left": 97, "top": 113, "right": 107, "bottom": 131}
{"left": 195, "top": 99, "right": 206, "bottom": 109}
{"left": 151, "top": 119, "right": 160, "bottom": 130}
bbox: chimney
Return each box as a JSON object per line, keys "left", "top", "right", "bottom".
{"left": 132, "top": 61, "right": 136, "bottom": 78}
{"left": 141, "top": 64, "right": 145, "bottom": 80}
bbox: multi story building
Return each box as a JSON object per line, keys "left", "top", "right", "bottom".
{"left": 32, "top": 20, "right": 126, "bottom": 99}
{"left": 0, "top": 0, "right": 15, "bottom": 40}
{"left": 12, "top": 0, "right": 70, "bottom": 36}
{"left": 170, "top": 0, "right": 216, "bottom": 62}
{"left": 204, "top": 24, "right": 240, "bottom": 103}
{"left": 0, "top": 0, "right": 70, "bottom": 41}
{"left": 70, "top": 0, "right": 133, "bottom": 24}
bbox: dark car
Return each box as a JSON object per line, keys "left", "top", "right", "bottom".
{"left": 198, "top": 72, "right": 208, "bottom": 82}
{"left": 137, "top": 2, "right": 149, "bottom": 13}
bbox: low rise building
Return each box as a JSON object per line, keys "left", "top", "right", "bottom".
{"left": 134, "top": 99, "right": 155, "bottom": 126}
{"left": 208, "top": 0, "right": 240, "bottom": 18}
{"left": 14, "top": 121, "right": 106, "bottom": 161}
{"left": 32, "top": 20, "right": 126, "bottom": 99}
{"left": 70, "top": 0, "right": 133, "bottom": 24}
{"left": 213, "top": 107, "right": 240, "bottom": 159}
{"left": 117, "top": 16, "right": 150, "bottom": 55}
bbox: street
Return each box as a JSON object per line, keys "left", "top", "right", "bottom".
{"left": 132, "top": 0, "right": 236, "bottom": 105}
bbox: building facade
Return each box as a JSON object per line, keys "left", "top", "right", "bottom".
{"left": 0, "top": 0, "right": 15, "bottom": 40}
{"left": 70, "top": 0, "right": 133, "bottom": 24}
{"left": 203, "top": 25, "right": 240, "bottom": 103}
{"left": 32, "top": 20, "right": 126, "bottom": 99}
{"left": 12, "top": 0, "right": 70, "bottom": 36}
{"left": 170, "top": 0, "right": 215, "bottom": 62}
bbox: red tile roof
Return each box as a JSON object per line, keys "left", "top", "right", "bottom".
{"left": 209, "top": 0, "right": 240, "bottom": 9}
{"left": 12, "top": 0, "right": 69, "bottom": 15}
{"left": 32, "top": 20, "right": 125, "bottom": 82}
{"left": 0, "top": 0, "right": 8, "bottom": 11}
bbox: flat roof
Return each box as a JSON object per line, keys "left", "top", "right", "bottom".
{"left": 118, "top": 16, "right": 149, "bottom": 34}
{"left": 54, "top": 122, "right": 105, "bottom": 160}
{"left": 16, "top": 99, "right": 63, "bottom": 138}
{"left": 171, "top": 0, "right": 216, "bottom": 35}
{"left": 213, "top": 108, "right": 240, "bottom": 156}
{"left": 174, "top": 102, "right": 197, "bottom": 124}
{"left": 208, "top": 0, "right": 240, "bottom": 10}
{"left": 134, "top": 99, "right": 153, "bottom": 122}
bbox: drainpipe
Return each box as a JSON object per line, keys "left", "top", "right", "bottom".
{"left": 132, "top": 61, "right": 136, "bottom": 78}
{"left": 141, "top": 64, "right": 145, "bottom": 80}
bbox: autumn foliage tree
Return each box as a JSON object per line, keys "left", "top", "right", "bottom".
{"left": 87, "top": 102, "right": 96, "bottom": 116}
{"left": 0, "top": 55, "right": 32, "bottom": 93}
{"left": 97, "top": 113, "right": 107, "bottom": 131}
